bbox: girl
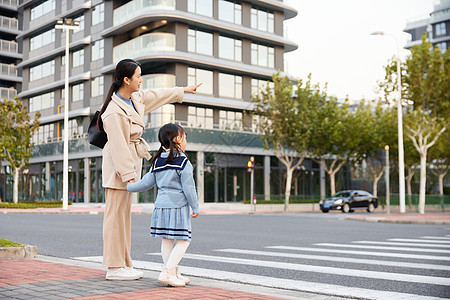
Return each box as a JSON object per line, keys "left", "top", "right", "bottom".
{"left": 100, "top": 58, "right": 200, "bottom": 281}
{"left": 127, "top": 123, "right": 199, "bottom": 287}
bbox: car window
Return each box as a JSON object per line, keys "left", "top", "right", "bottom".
{"left": 333, "top": 192, "right": 350, "bottom": 197}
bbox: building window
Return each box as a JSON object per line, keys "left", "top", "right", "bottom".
{"left": 251, "top": 78, "right": 274, "bottom": 96}
{"left": 219, "top": 73, "right": 242, "bottom": 99}
{"left": 188, "top": 67, "right": 213, "bottom": 95}
{"left": 72, "top": 83, "right": 84, "bottom": 102}
{"left": 29, "top": 92, "right": 54, "bottom": 112}
{"left": 436, "top": 41, "right": 447, "bottom": 52}
{"left": 219, "top": 110, "right": 242, "bottom": 131}
{"left": 218, "top": 0, "right": 241, "bottom": 24}
{"left": 30, "top": 29, "right": 55, "bottom": 51}
{"left": 31, "top": 0, "right": 55, "bottom": 21}
{"left": 219, "top": 36, "right": 242, "bottom": 61}
{"left": 251, "top": 8, "right": 274, "bottom": 33}
{"left": 436, "top": 22, "right": 446, "bottom": 36}
{"left": 149, "top": 104, "right": 175, "bottom": 127}
{"left": 92, "top": 3, "right": 105, "bottom": 25}
{"left": 32, "top": 123, "right": 55, "bottom": 144}
{"left": 29, "top": 60, "right": 55, "bottom": 81}
{"left": 74, "top": 15, "right": 85, "bottom": 33}
{"left": 92, "top": 39, "right": 104, "bottom": 61}
{"left": 188, "top": 106, "right": 213, "bottom": 129}
{"left": 188, "top": 29, "right": 213, "bottom": 56}
{"left": 188, "top": 0, "right": 212, "bottom": 17}
{"left": 72, "top": 49, "right": 84, "bottom": 68}
{"left": 91, "top": 76, "right": 104, "bottom": 97}
{"left": 251, "top": 43, "right": 274, "bottom": 68}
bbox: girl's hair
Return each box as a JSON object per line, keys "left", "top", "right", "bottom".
{"left": 151, "top": 123, "right": 187, "bottom": 166}
{"left": 97, "top": 59, "right": 141, "bottom": 130}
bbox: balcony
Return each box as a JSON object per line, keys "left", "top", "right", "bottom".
{"left": 0, "top": 87, "right": 17, "bottom": 99}
{"left": 0, "top": 62, "right": 17, "bottom": 77}
{"left": 0, "top": 0, "right": 18, "bottom": 6}
{"left": 0, "top": 39, "right": 17, "bottom": 53}
{"left": 113, "top": 0, "right": 175, "bottom": 26}
{"left": 141, "top": 74, "right": 176, "bottom": 89}
{"left": 113, "top": 33, "right": 176, "bottom": 63}
{"left": 0, "top": 15, "right": 18, "bottom": 31}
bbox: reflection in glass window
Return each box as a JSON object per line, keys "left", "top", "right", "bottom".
{"left": 30, "top": 29, "right": 55, "bottom": 51}
{"left": 251, "top": 43, "right": 274, "bottom": 68}
{"left": 219, "top": 36, "right": 242, "bottom": 61}
{"left": 218, "top": 0, "right": 241, "bottom": 24}
{"left": 29, "top": 92, "right": 54, "bottom": 112}
{"left": 92, "top": 3, "right": 105, "bottom": 25}
{"left": 188, "top": 106, "right": 213, "bottom": 128}
{"left": 219, "top": 110, "right": 242, "bottom": 131}
{"left": 251, "top": 7, "right": 274, "bottom": 33}
{"left": 31, "top": 0, "right": 55, "bottom": 20}
{"left": 149, "top": 104, "right": 175, "bottom": 127}
{"left": 30, "top": 60, "right": 55, "bottom": 81}
{"left": 72, "top": 83, "right": 84, "bottom": 102}
{"left": 251, "top": 78, "right": 274, "bottom": 96}
{"left": 219, "top": 73, "right": 242, "bottom": 99}
{"left": 32, "top": 123, "right": 55, "bottom": 144}
{"left": 74, "top": 15, "right": 85, "bottom": 33}
{"left": 92, "top": 39, "right": 104, "bottom": 61}
{"left": 436, "top": 22, "right": 446, "bottom": 36}
{"left": 91, "top": 76, "right": 104, "bottom": 97}
{"left": 188, "top": 0, "right": 212, "bottom": 17}
{"left": 188, "top": 67, "right": 213, "bottom": 95}
{"left": 188, "top": 29, "right": 213, "bottom": 56}
{"left": 73, "top": 49, "right": 84, "bottom": 67}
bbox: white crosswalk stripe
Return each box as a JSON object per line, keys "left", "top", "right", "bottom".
{"left": 420, "top": 236, "right": 450, "bottom": 240}
{"left": 73, "top": 234, "right": 450, "bottom": 300}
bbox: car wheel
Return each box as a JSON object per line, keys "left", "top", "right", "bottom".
{"left": 367, "top": 203, "right": 375, "bottom": 213}
{"left": 349, "top": 209, "right": 355, "bottom": 213}
{"left": 321, "top": 209, "right": 329, "bottom": 213}
{"left": 342, "top": 203, "right": 350, "bottom": 213}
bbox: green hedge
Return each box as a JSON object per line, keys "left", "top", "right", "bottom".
{"left": 0, "top": 238, "right": 26, "bottom": 247}
{"left": 0, "top": 200, "right": 72, "bottom": 209}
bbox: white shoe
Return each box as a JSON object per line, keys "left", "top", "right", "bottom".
{"left": 125, "top": 266, "right": 144, "bottom": 279}
{"left": 106, "top": 268, "right": 140, "bottom": 281}
{"left": 157, "top": 267, "right": 185, "bottom": 287}
{"left": 176, "top": 267, "right": 190, "bottom": 285}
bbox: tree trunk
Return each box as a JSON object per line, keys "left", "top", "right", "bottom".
{"left": 372, "top": 177, "right": 379, "bottom": 197}
{"left": 438, "top": 174, "right": 444, "bottom": 195}
{"left": 406, "top": 168, "right": 414, "bottom": 210}
{"left": 13, "top": 167, "right": 20, "bottom": 204}
{"left": 418, "top": 152, "right": 427, "bottom": 214}
{"left": 285, "top": 168, "right": 293, "bottom": 211}
{"left": 329, "top": 170, "right": 336, "bottom": 196}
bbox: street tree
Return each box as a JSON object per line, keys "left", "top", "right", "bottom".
{"left": 0, "top": 97, "right": 40, "bottom": 204}
{"left": 251, "top": 73, "right": 312, "bottom": 211}
{"left": 428, "top": 130, "right": 449, "bottom": 196}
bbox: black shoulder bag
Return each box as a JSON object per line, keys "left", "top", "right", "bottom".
{"left": 88, "top": 110, "right": 107, "bottom": 149}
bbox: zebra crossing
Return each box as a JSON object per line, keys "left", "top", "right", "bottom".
{"left": 74, "top": 234, "right": 450, "bottom": 300}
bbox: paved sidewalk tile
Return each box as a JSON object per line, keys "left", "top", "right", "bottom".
{"left": 0, "top": 259, "right": 286, "bottom": 299}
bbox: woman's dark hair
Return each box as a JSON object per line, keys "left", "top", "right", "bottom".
{"left": 97, "top": 59, "right": 141, "bottom": 130}
{"left": 150, "top": 123, "right": 187, "bottom": 166}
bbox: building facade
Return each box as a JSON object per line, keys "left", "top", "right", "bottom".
{"left": 404, "top": 0, "right": 450, "bottom": 52}
{"left": 2, "top": 0, "right": 334, "bottom": 204}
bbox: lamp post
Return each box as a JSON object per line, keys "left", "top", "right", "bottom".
{"left": 371, "top": 31, "right": 406, "bottom": 214}
{"left": 385, "top": 145, "right": 390, "bottom": 214}
{"left": 55, "top": 19, "right": 79, "bottom": 210}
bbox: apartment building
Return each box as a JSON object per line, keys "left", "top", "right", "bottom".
{"left": 404, "top": 0, "right": 450, "bottom": 52}
{"left": 2, "top": 0, "right": 322, "bottom": 204}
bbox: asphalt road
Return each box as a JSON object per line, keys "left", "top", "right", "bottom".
{"left": 1, "top": 212, "right": 449, "bottom": 298}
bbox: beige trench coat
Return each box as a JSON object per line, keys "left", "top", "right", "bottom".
{"left": 101, "top": 87, "right": 184, "bottom": 190}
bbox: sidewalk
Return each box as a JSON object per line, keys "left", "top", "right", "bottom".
{"left": 344, "top": 211, "right": 450, "bottom": 225}
{"left": 0, "top": 256, "right": 339, "bottom": 300}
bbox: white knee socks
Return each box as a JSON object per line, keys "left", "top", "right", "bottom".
{"left": 164, "top": 239, "right": 190, "bottom": 270}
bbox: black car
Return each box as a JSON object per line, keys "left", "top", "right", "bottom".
{"left": 319, "top": 190, "right": 378, "bottom": 213}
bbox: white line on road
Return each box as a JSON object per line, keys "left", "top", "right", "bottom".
{"left": 353, "top": 241, "right": 450, "bottom": 248}
{"left": 389, "top": 238, "right": 450, "bottom": 244}
{"left": 266, "top": 246, "right": 450, "bottom": 261}
{"left": 421, "top": 237, "right": 450, "bottom": 240}
{"left": 146, "top": 253, "right": 450, "bottom": 286}
{"left": 315, "top": 243, "right": 450, "bottom": 254}
{"left": 72, "top": 255, "right": 444, "bottom": 300}
{"left": 214, "top": 248, "right": 450, "bottom": 271}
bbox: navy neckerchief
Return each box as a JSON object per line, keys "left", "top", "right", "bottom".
{"left": 151, "top": 155, "right": 189, "bottom": 173}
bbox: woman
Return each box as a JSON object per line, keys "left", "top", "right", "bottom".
{"left": 99, "top": 59, "right": 200, "bottom": 280}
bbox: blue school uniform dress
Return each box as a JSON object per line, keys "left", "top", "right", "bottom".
{"left": 127, "top": 152, "right": 199, "bottom": 241}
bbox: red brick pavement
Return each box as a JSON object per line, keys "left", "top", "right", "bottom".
{"left": 0, "top": 259, "right": 105, "bottom": 287}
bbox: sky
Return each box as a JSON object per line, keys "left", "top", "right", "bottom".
{"left": 283, "top": 0, "right": 434, "bottom": 102}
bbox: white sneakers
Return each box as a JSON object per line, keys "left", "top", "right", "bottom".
{"left": 106, "top": 267, "right": 143, "bottom": 281}
{"left": 176, "top": 267, "right": 190, "bottom": 285}
{"left": 157, "top": 267, "right": 186, "bottom": 287}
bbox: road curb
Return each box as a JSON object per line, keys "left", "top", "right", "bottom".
{"left": 345, "top": 216, "right": 450, "bottom": 225}
{"left": 0, "top": 245, "right": 37, "bottom": 259}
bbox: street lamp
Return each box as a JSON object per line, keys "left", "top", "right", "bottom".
{"left": 371, "top": 31, "right": 406, "bottom": 214}
{"left": 55, "top": 19, "right": 79, "bottom": 210}
{"left": 384, "top": 145, "right": 390, "bottom": 214}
